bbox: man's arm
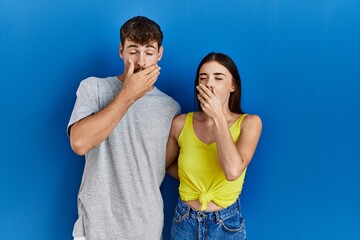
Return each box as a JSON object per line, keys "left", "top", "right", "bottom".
{"left": 69, "top": 59, "right": 160, "bottom": 155}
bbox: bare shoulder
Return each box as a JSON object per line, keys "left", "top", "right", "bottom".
{"left": 171, "top": 113, "right": 187, "bottom": 139}
{"left": 173, "top": 113, "right": 187, "bottom": 126}
{"left": 242, "top": 114, "right": 262, "bottom": 131}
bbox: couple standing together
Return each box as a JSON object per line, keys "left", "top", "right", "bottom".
{"left": 68, "top": 16, "right": 262, "bottom": 240}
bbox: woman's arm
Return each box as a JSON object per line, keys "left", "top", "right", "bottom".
{"left": 197, "top": 84, "right": 262, "bottom": 181}
{"left": 165, "top": 114, "right": 186, "bottom": 179}
{"left": 214, "top": 114, "right": 262, "bottom": 181}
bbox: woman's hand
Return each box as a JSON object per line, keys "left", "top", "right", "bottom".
{"left": 196, "top": 84, "right": 223, "bottom": 120}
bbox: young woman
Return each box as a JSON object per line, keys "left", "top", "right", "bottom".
{"left": 166, "top": 52, "right": 262, "bottom": 239}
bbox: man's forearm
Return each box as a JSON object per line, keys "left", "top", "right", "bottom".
{"left": 70, "top": 89, "right": 135, "bottom": 155}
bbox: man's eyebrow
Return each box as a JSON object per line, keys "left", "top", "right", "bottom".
{"left": 145, "top": 44, "right": 157, "bottom": 50}
{"left": 126, "top": 44, "right": 139, "bottom": 49}
{"left": 126, "top": 44, "right": 157, "bottom": 50}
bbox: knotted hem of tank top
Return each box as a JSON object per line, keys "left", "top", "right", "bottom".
{"left": 199, "top": 192, "right": 214, "bottom": 211}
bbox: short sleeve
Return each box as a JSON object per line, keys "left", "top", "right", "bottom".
{"left": 67, "top": 77, "right": 100, "bottom": 137}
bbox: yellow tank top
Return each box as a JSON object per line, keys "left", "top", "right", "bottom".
{"left": 178, "top": 112, "right": 247, "bottom": 211}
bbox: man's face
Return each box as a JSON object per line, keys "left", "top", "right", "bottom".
{"left": 120, "top": 39, "right": 163, "bottom": 73}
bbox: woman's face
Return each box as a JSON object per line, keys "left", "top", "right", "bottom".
{"left": 198, "top": 61, "right": 235, "bottom": 106}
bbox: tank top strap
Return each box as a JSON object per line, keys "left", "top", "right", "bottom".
{"left": 183, "top": 112, "right": 194, "bottom": 133}
{"left": 236, "top": 113, "right": 248, "bottom": 127}
{"left": 186, "top": 112, "right": 194, "bottom": 126}
{"left": 230, "top": 114, "right": 248, "bottom": 141}
{"left": 178, "top": 112, "right": 194, "bottom": 143}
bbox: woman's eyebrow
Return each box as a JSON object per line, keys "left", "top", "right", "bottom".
{"left": 214, "top": 73, "right": 226, "bottom": 76}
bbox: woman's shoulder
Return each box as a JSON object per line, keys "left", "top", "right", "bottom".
{"left": 173, "top": 113, "right": 188, "bottom": 123}
{"left": 170, "top": 113, "right": 192, "bottom": 140}
{"left": 241, "top": 113, "right": 262, "bottom": 130}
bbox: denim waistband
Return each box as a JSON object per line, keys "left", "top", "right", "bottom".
{"left": 176, "top": 198, "right": 241, "bottom": 222}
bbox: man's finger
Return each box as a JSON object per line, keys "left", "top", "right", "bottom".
{"left": 141, "top": 65, "right": 159, "bottom": 76}
{"left": 148, "top": 70, "right": 160, "bottom": 85}
{"left": 127, "top": 59, "right": 134, "bottom": 76}
{"left": 145, "top": 66, "right": 160, "bottom": 79}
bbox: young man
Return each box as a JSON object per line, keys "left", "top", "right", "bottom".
{"left": 68, "top": 16, "right": 180, "bottom": 240}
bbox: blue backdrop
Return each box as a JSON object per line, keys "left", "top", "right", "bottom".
{"left": 1, "top": 0, "right": 359, "bottom": 239}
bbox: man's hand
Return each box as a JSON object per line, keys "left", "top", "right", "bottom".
{"left": 122, "top": 59, "right": 160, "bottom": 101}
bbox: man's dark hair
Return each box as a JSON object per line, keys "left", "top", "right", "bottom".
{"left": 120, "top": 16, "right": 163, "bottom": 48}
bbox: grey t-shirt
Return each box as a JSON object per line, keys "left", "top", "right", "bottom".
{"left": 68, "top": 76, "right": 180, "bottom": 240}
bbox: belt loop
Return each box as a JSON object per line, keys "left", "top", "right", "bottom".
{"left": 186, "top": 205, "right": 190, "bottom": 217}
{"left": 215, "top": 211, "right": 222, "bottom": 224}
{"left": 237, "top": 197, "right": 241, "bottom": 212}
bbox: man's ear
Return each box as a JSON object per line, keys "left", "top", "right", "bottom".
{"left": 157, "top": 46, "right": 164, "bottom": 61}
{"left": 119, "top": 44, "right": 124, "bottom": 59}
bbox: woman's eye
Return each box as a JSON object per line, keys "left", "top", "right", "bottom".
{"left": 215, "top": 78, "right": 223, "bottom": 80}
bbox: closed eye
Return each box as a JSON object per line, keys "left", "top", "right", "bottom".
{"left": 199, "top": 73, "right": 207, "bottom": 80}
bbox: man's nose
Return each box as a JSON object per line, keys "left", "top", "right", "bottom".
{"left": 136, "top": 53, "right": 146, "bottom": 68}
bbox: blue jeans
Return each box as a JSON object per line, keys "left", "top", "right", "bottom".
{"left": 170, "top": 198, "right": 247, "bottom": 240}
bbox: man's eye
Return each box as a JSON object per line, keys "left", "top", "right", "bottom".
{"left": 146, "top": 53, "right": 154, "bottom": 56}
{"left": 129, "top": 52, "right": 137, "bottom": 55}
{"left": 215, "top": 78, "right": 223, "bottom": 80}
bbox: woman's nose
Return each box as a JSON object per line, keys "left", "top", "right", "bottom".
{"left": 204, "top": 78, "right": 213, "bottom": 86}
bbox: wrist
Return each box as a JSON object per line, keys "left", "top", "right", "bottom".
{"left": 118, "top": 87, "right": 136, "bottom": 106}
{"left": 212, "top": 113, "right": 227, "bottom": 129}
